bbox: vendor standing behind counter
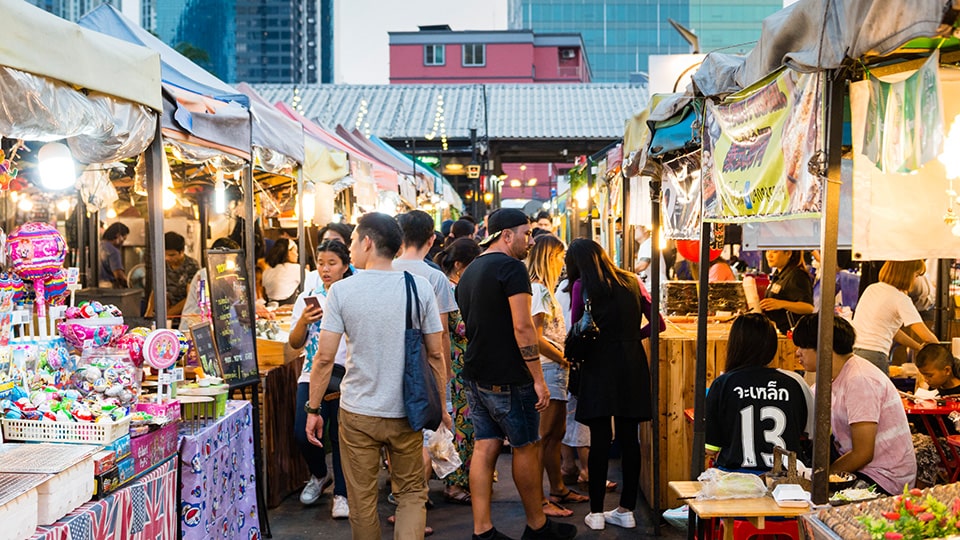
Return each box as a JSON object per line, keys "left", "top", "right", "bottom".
{"left": 759, "top": 250, "right": 814, "bottom": 335}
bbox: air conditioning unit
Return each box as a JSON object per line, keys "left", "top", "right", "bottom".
{"left": 560, "top": 49, "right": 576, "bottom": 59}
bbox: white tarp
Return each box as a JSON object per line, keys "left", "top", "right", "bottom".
{"left": 0, "top": 0, "right": 160, "bottom": 110}
{"left": 693, "top": 0, "right": 949, "bottom": 97}
{"left": 851, "top": 66, "right": 960, "bottom": 260}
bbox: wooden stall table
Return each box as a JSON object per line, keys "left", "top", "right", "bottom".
{"left": 256, "top": 337, "right": 310, "bottom": 508}
{"left": 903, "top": 397, "right": 960, "bottom": 482}
{"left": 644, "top": 321, "right": 801, "bottom": 509}
{"left": 669, "top": 481, "right": 811, "bottom": 540}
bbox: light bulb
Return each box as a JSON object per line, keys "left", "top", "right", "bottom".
{"left": 38, "top": 142, "right": 75, "bottom": 190}
{"left": 214, "top": 171, "right": 226, "bottom": 214}
{"left": 56, "top": 199, "right": 71, "bottom": 213}
{"left": 542, "top": 201, "right": 551, "bottom": 210}
{"left": 18, "top": 198, "right": 33, "bottom": 212}
{"left": 162, "top": 187, "right": 177, "bottom": 210}
{"left": 106, "top": 207, "right": 117, "bottom": 219}
{"left": 953, "top": 222, "right": 960, "bottom": 237}
{"left": 302, "top": 182, "right": 316, "bottom": 224}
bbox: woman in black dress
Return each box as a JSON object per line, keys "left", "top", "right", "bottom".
{"left": 564, "top": 239, "right": 664, "bottom": 531}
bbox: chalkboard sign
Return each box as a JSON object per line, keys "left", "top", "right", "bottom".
{"left": 205, "top": 250, "right": 259, "bottom": 387}
{"left": 189, "top": 322, "right": 222, "bottom": 378}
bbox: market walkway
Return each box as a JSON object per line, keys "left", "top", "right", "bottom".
{"left": 270, "top": 454, "right": 684, "bottom": 539}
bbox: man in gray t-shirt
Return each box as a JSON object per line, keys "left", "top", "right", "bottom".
{"left": 306, "top": 213, "right": 446, "bottom": 539}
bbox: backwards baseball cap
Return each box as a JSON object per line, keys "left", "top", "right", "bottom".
{"left": 479, "top": 208, "right": 529, "bottom": 246}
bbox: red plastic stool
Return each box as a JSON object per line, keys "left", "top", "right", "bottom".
{"left": 719, "top": 518, "right": 800, "bottom": 540}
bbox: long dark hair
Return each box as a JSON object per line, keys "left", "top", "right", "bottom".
{"left": 563, "top": 238, "right": 633, "bottom": 297}
{"left": 265, "top": 238, "right": 294, "bottom": 268}
{"left": 434, "top": 237, "right": 480, "bottom": 277}
{"left": 316, "top": 240, "right": 353, "bottom": 279}
{"left": 726, "top": 313, "right": 778, "bottom": 371}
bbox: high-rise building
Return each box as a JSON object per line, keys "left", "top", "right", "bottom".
{"left": 151, "top": 0, "right": 320, "bottom": 84}
{"left": 27, "top": 0, "right": 139, "bottom": 24}
{"left": 508, "top": 0, "right": 780, "bottom": 83}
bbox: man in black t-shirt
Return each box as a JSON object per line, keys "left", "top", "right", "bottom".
{"left": 457, "top": 208, "right": 576, "bottom": 540}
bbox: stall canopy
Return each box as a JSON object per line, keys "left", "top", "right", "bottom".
{"left": 78, "top": 5, "right": 248, "bottom": 106}
{"left": 235, "top": 82, "right": 305, "bottom": 169}
{"left": 693, "top": 0, "right": 950, "bottom": 96}
{"left": 367, "top": 135, "right": 464, "bottom": 212}
{"left": 0, "top": 0, "right": 161, "bottom": 111}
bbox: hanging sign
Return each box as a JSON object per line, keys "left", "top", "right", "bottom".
{"left": 703, "top": 69, "right": 822, "bottom": 222}
{"left": 661, "top": 150, "right": 702, "bottom": 240}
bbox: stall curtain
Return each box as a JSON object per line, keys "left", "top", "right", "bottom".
{"left": 851, "top": 66, "right": 960, "bottom": 260}
{"left": 0, "top": 66, "right": 155, "bottom": 163}
{"left": 703, "top": 69, "right": 822, "bottom": 222}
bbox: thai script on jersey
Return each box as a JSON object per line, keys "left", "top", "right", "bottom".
{"left": 732, "top": 380, "right": 790, "bottom": 401}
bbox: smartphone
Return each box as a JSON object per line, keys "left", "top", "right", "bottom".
{"left": 304, "top": 296, "right": 322, "bottom": 310}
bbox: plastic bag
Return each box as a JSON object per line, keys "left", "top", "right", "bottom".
{"left": 696, "top": 468, "right": 767, "bottom": 500}
{"left": 424, "top": 424, "right": 462, "bottom": 479}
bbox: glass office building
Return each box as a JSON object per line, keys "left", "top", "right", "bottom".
{"left": 508, "top": 0, "right": 781, "bottom": 82}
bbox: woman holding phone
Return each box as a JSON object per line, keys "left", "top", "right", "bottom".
{"left": 289, "top": 240, "right": 353, "bottom": 518}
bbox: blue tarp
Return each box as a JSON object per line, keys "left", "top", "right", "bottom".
{"left": 77, "top": 5, "right": 249, "bottom": 107}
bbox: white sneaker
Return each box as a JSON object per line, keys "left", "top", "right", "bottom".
{"left": 332, "top": 495, "right": 350, "bottom": 519}
{"left": 300, "top": 476, "right": 322, "bottom": 505}
{"left": 604, "top": 508, "right": 636, "bottom": 529}
{"left": 584, "top": 512, "right": 605, "bottom": 530}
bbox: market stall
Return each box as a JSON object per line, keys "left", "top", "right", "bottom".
{"left": 624, "top": 0, "right": 960, "bottom": 530}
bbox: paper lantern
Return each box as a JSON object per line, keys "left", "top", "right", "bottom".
{"left": 676, "top": 239, "right": 722, "bottom": 264}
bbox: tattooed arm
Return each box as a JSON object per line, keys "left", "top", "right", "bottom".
{"left": 509, "top": 293, "right": 549, "bottom": 411}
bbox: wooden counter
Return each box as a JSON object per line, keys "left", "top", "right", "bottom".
{"left": 641, "top": 322, "right": 800, "bottom": 510}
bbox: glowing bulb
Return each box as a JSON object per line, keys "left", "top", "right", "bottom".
{"left": 106, "top": 207, "right": 118, "bottom": 219}
{"left": 940, "top": 114, "right": 960, "bottom": 179}
{"left": 302, "top": 181, "right": 316, "bottom": 224}
{"left": 10, "top": 191, "right": 18, "bottom": 202}
{"left": 542, "top": 201, "right": 551, "bottom": 210}
{"left": 38, "top": 142, "right": 76, "bottom": 190}
{"left": 214, "top": 171, "right": 226, "bottom": 214}
{"left": 575, "top": 186, "right": 589, "bottom": 207}
{"left": 17, "top": 198, "right": 33, "bottom": 212}
{"left": 953, "top": 222, "right": 960, "bottom": 237}
{"left": 56, "top": 199, "right": 71, "bottom": 213}
{"left": 510, "top": 179, "right": 521, "bottom": 188}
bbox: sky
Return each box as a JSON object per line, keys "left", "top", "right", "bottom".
{"left": 335, "top": 0, "right": 509, "bottom": 84}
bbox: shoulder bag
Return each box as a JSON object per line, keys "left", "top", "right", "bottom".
{"left": 564, "top": 290, "right": 600, "bottom": 396}
{"left": 402, "top": 272, "right": 444, "bottom": 431}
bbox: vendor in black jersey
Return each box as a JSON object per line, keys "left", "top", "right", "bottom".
{"left": 759, "top": 250, "right": 815, "bottom": 335}
{"left": 705, "top": 313, "right": 814, "bottom": 472}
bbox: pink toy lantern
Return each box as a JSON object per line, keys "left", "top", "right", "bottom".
{"left": 7, "top": 223, "right": 66, "bottom": 336}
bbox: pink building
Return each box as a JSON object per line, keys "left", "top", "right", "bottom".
{"left": 389, "top": 26, "right": 591, "bottom": 84}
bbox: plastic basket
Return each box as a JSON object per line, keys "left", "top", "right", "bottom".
{"left": 1, "top": 416, "right": 130, "bottom": 444}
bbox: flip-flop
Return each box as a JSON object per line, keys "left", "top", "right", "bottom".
{"left": 549, "top": 488, "right": 589, "bottom": 504}
{"left": 542, "top": 500, "right": 574, "bottom": 518}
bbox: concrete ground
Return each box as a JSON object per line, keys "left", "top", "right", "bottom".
{"left": 266, "top": 454, "right": 686, "bottom": 539}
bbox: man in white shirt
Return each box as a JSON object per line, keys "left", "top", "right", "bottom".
{"left": 633, "top": 225, "right": 667, "bottom": 294}
{"left": 305, "top": 213, "right": 447, "bottom": 539}
{"left": 394, "top": 210, "right": 458, "bottom": 378}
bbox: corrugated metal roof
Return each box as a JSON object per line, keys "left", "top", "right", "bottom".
{"left": 250, "top": 83, "right": 647, "bottom": 140}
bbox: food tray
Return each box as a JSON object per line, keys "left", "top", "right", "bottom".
{"left": 1, "top": 415, "right": 130, "bottom": 444}
{"left": 0, "top": 443, "right": 99, "bottom": 473}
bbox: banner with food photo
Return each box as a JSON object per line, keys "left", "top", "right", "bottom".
{"left": 861, "top": 50, "right": 943, "bottom": 174}
{"left": 660, "top": 150, "right": 702, "bottom": 240}
{"left": 702, "top": 69, "right": 822, "bottom": 222}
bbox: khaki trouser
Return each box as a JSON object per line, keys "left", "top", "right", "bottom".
{"left": 339, "top": 408, "right": 427, "bottom": 539}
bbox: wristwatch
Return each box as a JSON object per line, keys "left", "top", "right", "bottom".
{"left": 304, "top": 403, "right": 322, "bottom": 415}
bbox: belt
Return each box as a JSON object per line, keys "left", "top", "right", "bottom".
{"left": 476, "top": 383, "right": 510, "bottom": 392}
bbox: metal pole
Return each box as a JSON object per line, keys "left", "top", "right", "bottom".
{"left": 648, "top": 170, "right": 663, "bottom": 536}
{"left": 936, "top": 259, "right": 951, "bottom": 340}
{"left": 689, "top": 218, "right": 710, "bottom": 539}
{"left": 198, "top": 191, "right": 208, "bottom": 270}
{"left": 297, "top": 167, "right": 306, "bottom": 291}
{"left": 622, "top": 175, "right": 634, "bottom": 271}
{"left": 144, "top": 120, "right": 167, "bottom": 326}
{"left": 812, "top": 67, "right": 845, "bottom": 505}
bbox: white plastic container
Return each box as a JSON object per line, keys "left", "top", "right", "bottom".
{"left": 36, "top": 457, "right": 94, "bottom": 525}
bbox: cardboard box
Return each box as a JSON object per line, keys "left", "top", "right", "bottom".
{"left": 129, "top": 421, "right": 178, "bottom": 475}
{"left": 116, "top": 455, "right": 135, "bottom": 484}
{"left": 92, "top": 450, "right": 116, "bottom": 476}
{"left": 103, "top": 433, "right": 131, "bottom": 459}
{"left": 93, "top": 465, "right": 120, "bottom": 498}
{"left": 135, "top": 399, "right": 181, "bottom": 424}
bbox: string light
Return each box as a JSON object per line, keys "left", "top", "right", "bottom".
{"left": 291, "top": 88, "right": 304, "bottom": 113}
{"left": 355, "top": 99, "right": 369, "bottom": 132}
{"left": 425, "top": 94, "right": 448, "bottom": 150}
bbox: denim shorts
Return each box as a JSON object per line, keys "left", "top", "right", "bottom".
{"left": 541, "top": 361, "right": 569, "bottom": 402}
{"left": 465, "top": 380, "right": 541, "bottom": 447}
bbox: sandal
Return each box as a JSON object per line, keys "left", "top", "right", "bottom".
{"left": 387, "top": 515, "right": 434, "bottom": 535}
{"left": 444, "top": 487, "right": 472, "bottom": 505}
{"left": 542, "top": 500, "right": 574, "bottom": 518}
{"left": 549, "top": 488, "right": 588, "bottom": 504}
{"left": 606, "top": 480, "right": 618, "bottom": 492}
